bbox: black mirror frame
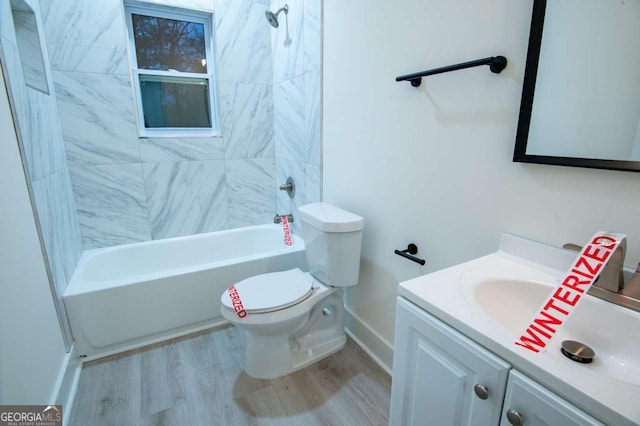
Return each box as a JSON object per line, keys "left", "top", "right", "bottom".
{"left": 513, "top": 0, "right": 640, "bottom": 173}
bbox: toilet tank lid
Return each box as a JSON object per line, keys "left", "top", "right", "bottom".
{"left": 298, "top": 202, "right": 364, "bottom": 232}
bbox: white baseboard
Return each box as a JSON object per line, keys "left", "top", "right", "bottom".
{"left": 50, "top": 344, "right": 82, "bottom": 426}
{"left": 344, "top": 306, "right": 394, "bottom": 375}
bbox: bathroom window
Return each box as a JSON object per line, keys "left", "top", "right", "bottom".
{"left": 124, "top": 4, "right": 219, "bottom": 137}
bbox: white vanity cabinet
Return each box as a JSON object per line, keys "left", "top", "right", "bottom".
{"left": 500, "top": 370, "right": 604, "bottom": 426}
{"left": 390, "top": 297, "right": 511, "bottom": 426}
{"left": 391, "top": 297, "right": 605, "bottom": 426}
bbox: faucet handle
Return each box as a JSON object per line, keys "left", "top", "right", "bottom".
{"left": 279, "top": 176, "right": 295, "bottom": 199}
{"left": 622, "top": 263, "right": 640, "bottom": 299}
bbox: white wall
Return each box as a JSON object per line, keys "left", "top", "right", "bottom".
{"left": 0, "top": 65, "right": 67, "bottom": 404}
{"left": 323, "top": 0, "right": 640, "bottom": 370}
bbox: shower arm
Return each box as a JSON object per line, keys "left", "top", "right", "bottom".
{"left": 274, "top": 5, "right": 289, "bottom": 16}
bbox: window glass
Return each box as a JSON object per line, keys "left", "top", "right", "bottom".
{"left": 139, "top": 75, "right": 211, "bottom": 128}
{"left": 132, "top": 13, "right": 207, "bottom": 73}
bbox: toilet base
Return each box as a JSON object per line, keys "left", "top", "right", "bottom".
{"left": 245, "top": 332, "right": 346, "bottom": 379}
{"left": 239, "top": 292, "right": 347, "bottom": 379}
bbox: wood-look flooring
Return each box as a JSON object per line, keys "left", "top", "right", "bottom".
{"left": 69, "top": 324, "right": 391, "bottom": 426}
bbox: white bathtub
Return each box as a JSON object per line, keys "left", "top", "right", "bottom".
{"left": 64, "top": 224, "right": 306, "bottom": 360}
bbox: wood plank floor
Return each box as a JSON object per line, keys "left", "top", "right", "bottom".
{"left": 69, "top": 324, "right": 391, "bottom": 425}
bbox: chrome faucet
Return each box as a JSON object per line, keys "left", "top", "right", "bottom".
{"left": 594, "top": 239, "right": 625, "bottom": 293}
{"left": 563, "top": 237, "right": 640, "bottom": 312}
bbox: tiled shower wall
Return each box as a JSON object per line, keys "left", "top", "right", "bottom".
{"left": 272, "top": 0, "right": 321, "bottom": 235}
{"left": 0, "top": 0, "right": 83, "bottom": 343}
{"left": 40, "top": 0, "right": 321, "bottom": 248}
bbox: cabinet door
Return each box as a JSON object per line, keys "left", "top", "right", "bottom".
{"left": 390, "top": 297, "right": 511, "bottom": 426}
{"left": 500, "top": 370, "right": 604, "bottom": 426}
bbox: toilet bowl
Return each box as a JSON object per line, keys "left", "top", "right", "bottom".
{"left": 220, "top": 202, "right": 364, "bottom": 379}
{"left": 221, "top": 268, "right": 345, "bottom": 378}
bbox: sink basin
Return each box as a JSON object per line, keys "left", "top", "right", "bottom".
{"left": 471, "top": 278, "right": 640, "bottom": 388}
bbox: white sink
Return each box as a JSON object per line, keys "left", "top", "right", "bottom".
{"left": 472, "top": 278, "right": 640, "bottom": 389}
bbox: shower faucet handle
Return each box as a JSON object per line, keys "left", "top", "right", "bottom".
{"left": 279, "top": 177, "right": 295, "bottom": 198}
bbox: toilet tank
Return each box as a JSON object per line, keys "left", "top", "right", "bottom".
{"left": 297, "top": 203, "right": 364, "bottom": 287}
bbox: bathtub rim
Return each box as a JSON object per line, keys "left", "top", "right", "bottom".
{"left": 65, "top": 224, "right": 304, "bottom": 297}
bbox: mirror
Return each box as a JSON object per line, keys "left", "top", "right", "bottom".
{"left": 514, "top": 0, "right": 640, "bottom": 172}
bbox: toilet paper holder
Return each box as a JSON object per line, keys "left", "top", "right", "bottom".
{"left": 394, "top": 244, "right": 426, "bottom": 266}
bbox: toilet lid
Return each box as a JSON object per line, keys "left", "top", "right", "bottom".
{"left": 220, "top": 268, "right": 314, "bottom": 314}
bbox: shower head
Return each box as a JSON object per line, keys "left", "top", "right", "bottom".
{"left": 265, "top": 4, "right": 288, "bottom": 28}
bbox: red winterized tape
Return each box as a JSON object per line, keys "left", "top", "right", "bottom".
{"left": 227, "top": 285, "right": 247, "bottom": 318}
{"left": 281, "top": 215, "right": 293, "bottom": 247}
{"left": 515, "top": 232, "right": 625, "bottom": 353}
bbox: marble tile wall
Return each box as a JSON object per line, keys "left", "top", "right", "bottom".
{"left": 69, "top": 164, "right": 151, "bottom": 247}
{"left": 29, "top": 0, "right": 321, "bottom": 248}
{"left": 40, "top": 0, "right": 282, "bottom": 248}
{"left": 142, "top": 160, "right": 229, "bottom": 239}
{"left": 226, "top": 158, "right": 276, "bottom": 228}
{"left": 0, "top": 0, "right": 83, "bottom": 345}
{"left": 271, "top": 0, "right": 321, "bottom": 234}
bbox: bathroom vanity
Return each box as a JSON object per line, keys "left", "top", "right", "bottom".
{"left": 389, "top": 234, "right": 640, "bottom": 426}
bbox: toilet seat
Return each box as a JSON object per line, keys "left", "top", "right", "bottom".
{"left": 220, "top": 268, "right": 314, "bottom": 314}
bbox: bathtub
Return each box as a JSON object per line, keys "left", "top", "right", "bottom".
{"left": 64, "top": 224, "right": 306, "bottom": 360}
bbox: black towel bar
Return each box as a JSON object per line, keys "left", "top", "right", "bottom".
{"left": 396, "top": 55, "right": 507, "bottom": 87}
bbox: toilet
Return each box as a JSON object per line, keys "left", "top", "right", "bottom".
{"left": 220, "top": 202, "right": 364, "bottom": 379}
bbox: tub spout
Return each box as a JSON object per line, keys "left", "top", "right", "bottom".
{"left": 274, "top": 214, "right": 294, "bottom": 224}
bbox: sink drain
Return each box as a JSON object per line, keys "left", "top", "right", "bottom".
{"left": 561, "top": 340, "right": 595, "bottom": 364}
